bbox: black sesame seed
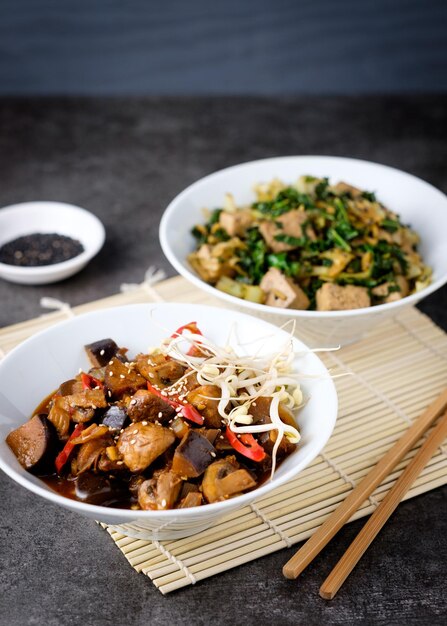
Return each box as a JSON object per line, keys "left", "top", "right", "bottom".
{"left": 0, "top": 233, "right": 84, "bottom": 267}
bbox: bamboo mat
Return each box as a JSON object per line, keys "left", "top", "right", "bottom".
{"left": 1, "top": 275, "right": 447, "bottom": 594}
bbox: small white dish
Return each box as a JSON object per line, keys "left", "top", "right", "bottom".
{"left": 0, "top": 303, "right": 337, "bottom": 540}
{"left": 0, "top": 201, "right": 105, "bottom": 285}
{"left": 159, "top": 156, "right": 447, "bottom": 345}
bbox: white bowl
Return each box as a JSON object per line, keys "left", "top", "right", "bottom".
{"left": 160, "top": 156, "right": 447, "bottom": 345}
{"left": 0, "top": 201, "right": 105, "bottom": 285}
{"left": 0, "top": 303, "right": 337, "bottom": 540}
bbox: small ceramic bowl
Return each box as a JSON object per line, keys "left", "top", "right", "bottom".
{"left": 159, "top": 156, "right": 447, "bottom": 345}
{"left": 0, "top": 303, "right": 337, "bottom": 540}
{"left": 0, "top": 201, "right": 105, "bottom": 285}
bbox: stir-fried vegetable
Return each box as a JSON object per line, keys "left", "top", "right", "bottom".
{"left": 189, "top": 176, "right": 431, "bottom": 311}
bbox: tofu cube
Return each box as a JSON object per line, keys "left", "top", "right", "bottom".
{"left": 316, "top": 283, "right": 370, "bottom": 311}
{"left": 260, "top": 268, "right": 310, "bottom": 310}
{"left": 259, "top": 209, "right": 308, "bottom": 253}
{"left": 219, "top": 210, "right": 252, "bottom": 237}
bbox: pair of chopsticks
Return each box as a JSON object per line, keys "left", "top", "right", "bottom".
{"left": 283, "top": 388, "right": 447, "bottom": 599}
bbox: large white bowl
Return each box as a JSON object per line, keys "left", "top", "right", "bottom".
{"left": 0, "top": 303, "right": 337, "bottom": 540}
{"left": 0, "top": 201, "right": 105, "bottom": 285}
{"left": 160, "top": 156, "right": 447, "bottom": 345}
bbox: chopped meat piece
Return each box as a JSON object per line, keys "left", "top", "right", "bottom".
{"left": 172, "top": 430, "right": 216, "bottom": 478}
{"left": 178, "top": 492, "right": 203, "bottom": 508}
{"left": 202, "top": 456, "right": 256, "bottom": 503}
{"left": 186, "top": 385, "right": 223, "bottom": 427}
{"left": 260, "top": 268, "right": 310, "bottom": 310}
{"left": 6, "top": 414, "right": 58, "bottom": 473}
{"left": 259, "top": 210, "right": 309, "bottom": 253}
{"left": 85, "top": 338, "right": 119, "bottom": 368}
{"left": 135, "top": 354, "right": 185, "bottom": 388}
{"left": 47, "top": 396, "right": 71, "bottom": 437}
{"left": 316, "top": 283, "right": 370, "bottom": 311}
{"left": 117, "top": 422, "right": 175, "bottom": 472}
{"left": 219, "top": 210, "right": 252, "bottom": 237}
{"left": 138, "top": 471, "right": 183, "bottom": 510}
{"left": 127, "top": 389, "right": 176, "bottom": 423}
{"left": 65, "top": 388, "right": 108, "bottom": 410}
{"left": 104, "top": 357, "right": 146, "bottom": 399}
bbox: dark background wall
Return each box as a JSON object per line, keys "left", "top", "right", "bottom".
{"left": 0, "top": 0, "right": 446, "bottom": 95}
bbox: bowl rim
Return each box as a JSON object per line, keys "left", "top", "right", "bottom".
{"left": 0, "top": 302, "right": 337, "bottom": 520}
{"left": 0, "top": 201, "right": 105, "bottom": 276}
{"left": 159, "top": 155, "right": 447, "bottom": 319}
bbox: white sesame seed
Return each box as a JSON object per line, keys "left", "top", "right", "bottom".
{"left": 141, "top": 421, "right": 148, "bottom": 426}
{"left": 92, "top": 404, "right": 97, "bottom": 409}
{"left": 210, "top": 451, "right": 216, "bottom": 457}
{"left": 109, "top": 371, "right": 113, "bottom": 376}
{"left": 175, "top": 407, "right": 182, "bottom": 413}
{"left": 158, "top": 412, "right": 163, "bottom": 418}
{"left": 132, "top": 429, "right": 138, "bottom": 435}
{"left": 108, "top": 390, "right": 112, "bottom": 397}
{"left": 100, "top": 349, "right": 105, "bottom": 356}
{"left": 120, "top": 429, "right": 124, "bottom": 433}
{"left": 130, "top": 438, "right": 136, "bottom": 444}
{"left": 117, "top": 461, "right": 123, "bottom": 465}
{"left": 161, "top": 499, "right": 167, "bottom": 508}
{"left": 149, "top": 373, "right": 155, "bottom": 378}
{"left": 161, "top": 390, "right": 167, "bottom": 396}
{"left": 120, "top": 374, "right": 125, "bottom": 379}
{"left": 109, "top": 361, "right": 114, "bottom": 365}
{"left": 130, "top": 399, "right": 137, "bottom": 405}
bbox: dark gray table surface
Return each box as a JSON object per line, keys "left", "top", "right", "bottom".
{"left": 0, "top": 96, "right": 446, "bottom": 626}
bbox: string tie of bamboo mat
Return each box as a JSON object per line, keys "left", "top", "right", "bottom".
{"left": 153, "top": 540, "right": 197, "bottom": 585}
{"left": 329, "top": 351, "right": 447, "bottom": 459}
{"left": 250, "top": 502, "right": 293, "bottom": 547}
{"left": 40, "top": 297, "right": 75, "bottom": 318}
{"left": 120, "top": 266, "right": 167, "bottom": 302}
{"left": 319, "top": 451, "right": 380, "bottom": 508}
{"left": 394, "top": 315, "right": 447, "bottom": 364}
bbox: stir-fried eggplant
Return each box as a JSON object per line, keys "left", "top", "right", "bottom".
{"left": 6, "top": 330, "right": 301, "bottom": 510}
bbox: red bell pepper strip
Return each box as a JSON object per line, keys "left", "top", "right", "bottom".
{"left": 170, "top": 321, "right": 205, "bottom": 357}
{"left": 55, "top": 423, "right": 85, "bottom": 474}
{"left": 225, "top": 426, "right": 266, "bottom": 462}
{"left": 81, "top": 372, "right": 104, "bottom": 390}
{"left": 147, "top": 382, "right": 204, "bottom": 425}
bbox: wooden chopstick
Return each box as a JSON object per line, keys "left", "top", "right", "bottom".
{"left": 283, "top": 387, "right": 447, "bottom": 580}
{"left": 319, "top": 409, "right": 447, "bottom": 599}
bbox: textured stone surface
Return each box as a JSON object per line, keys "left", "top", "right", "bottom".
{"left": 0, "top": 97, "right": 446, "bottom": 625}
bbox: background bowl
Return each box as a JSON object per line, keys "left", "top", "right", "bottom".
{"left": 0, "top": 201, "right": 105, "bottom": 285}
{"left": 0, "top": 303, "right": 337, "bottom": 540}
{"left": 159, "top": 156, "right": 447, "bottom": 345}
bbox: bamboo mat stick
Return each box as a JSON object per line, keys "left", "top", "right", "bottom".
{"left": 282, "top": 388, "right": 447, "bottom": 579}
{"left": 319, "top": 411, "right": 447, "bottom": 599}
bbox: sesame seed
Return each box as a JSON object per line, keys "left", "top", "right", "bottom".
{"left": 219, "top": 435, "right": 224, "bottom": 439}
{"left": 158, "top": 412, "right": 163, "bottom": 418}
{"left": 109, "top": 371, "right": 113, "bottom": 376}
{"left": 130, "top": 438, "right": 136, "bottom": 444}
{"left": 92, "top": 404, "right": 97, "bottom": 409}
{"left": 161, "top": 390, "right": 167, "bottom": 396}
{"left": 117, "top": 461, "right": 123, "bottom": 465}
{"left": 109, "top": 361, "right": 114, "bottom": 365}
{"left": 94, "top": 386, "right": 100, "bottom": 390}
{"left": 108, "top": 390, "right": 112, "bottom": 397}
{"left": 175, "top": 407, "right": 182, "bottom": 413}
{"left": 100, "top": 349, "right": 105, "bottom": 356}
{"left": 149, "top": 373, "right": 155, "bottom": 378}
{"left": 120, "top": 429, "right": 124, "bottom": 433}
{"left": 120, "top": 374, "right": 125, "bottom": 379}
{"left": 128, "top": 370, "right": 132, "bottom": 375}
{"left": 130, "top": 399, "right": 137, "bottom": 405}
{"left": 161, "top": 499, "right": 167, "bottom": 508}
{"left": 132, "top": 429, "right": 138, "bottom": 435}
{"left": 155, "top": 420, "right": 160, "bottom": 426}
{"left": 141, "top": 421, "right": 148, "bottom": 426}
{"left": 210, "top": 451, "right": 216, "bottom": 457}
